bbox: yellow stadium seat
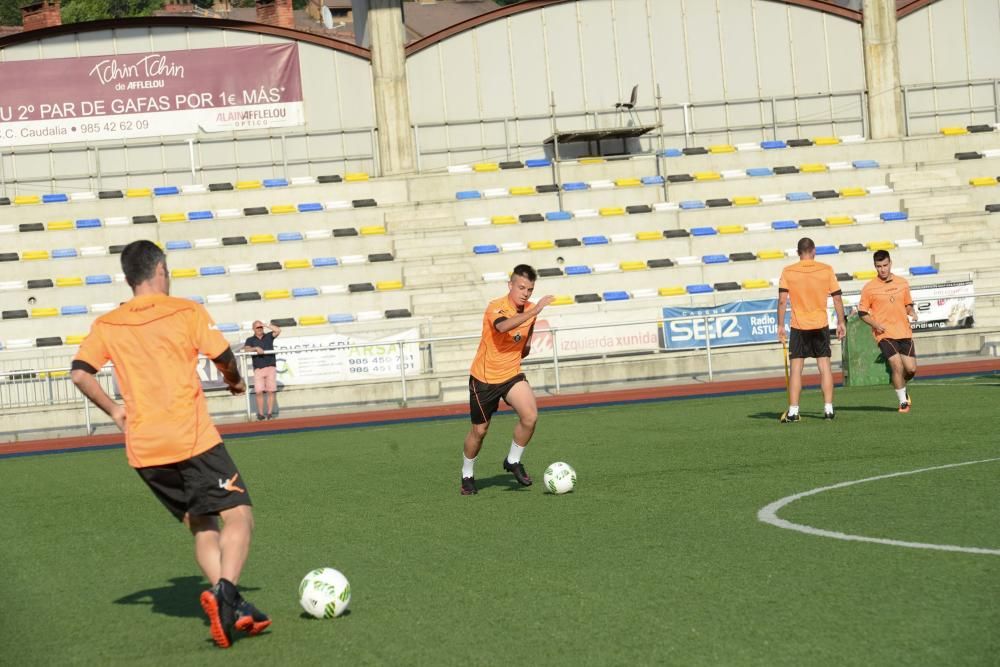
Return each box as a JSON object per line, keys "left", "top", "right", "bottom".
{"left": 757, "top": 249, "right": 785, "bottom": 260}
{"left": 839, "top": 187, "right": 866, "bottom": 197}
{"left": 249, "top": 234, "right": 276, "bottom": 244}
{"left": 263, "top": 289, "right": 290, "bottom": 300}
{"left": 615, "top": 178, "right": 642, "bottom": 187}
{"left": 742, "top": 279, "right": 770, "bottom": 290}
{"left": 732, "top": 196, "right": 760, "bottom": 207}
{"left": 159, "top": 213, "right": 186, "bottom": 223}
{"left": 620, "top": 261, "right": 646, "bottom": 271}
{"left": 473, "top": 163, "right": 499, "bottom": 172}
{"left": 718, "top": 225, "right": 745, "bottom": 234}
{"left": 299, "top": 315, "right": 327, "bottom": 326}
{"left": 970, "top": 176, "right": 997, "bottom": 186}
{"left": 491, "top": 216, "right": 517, "bottom": 225}
{"left": 14, "top": 195, "right": 40, "bottom": 205}
{"left": 599, "top": 207, "right": 625, "bottom": 217}
{"left": 551, "top": 295, "right": 574, "bottom": 306}
{"left": 509, "top": 186, "right": 535, "bottom": 196}
{"left": 813, "top": 136, "right": 841, "bottom": 145}
{"left": 636, "top": 231, "right": 662, "bottom": 241}
{"left": 55, "top": 277, "right": 83, "bottom": 287}
{"left": 658, "top": 286, "right": 686, "bottom": 297}
{"left": 826, "top": 216, "right": 854, "bottom": 226}
{"left": 64, "top": 334, "right": 86, "bottom": 346}
{"left": 345, "top": 172, "right": 370, "bottom": 182}
{"left": 693, "top": 171, "right": 721, "bottom": 181}
{"left": 21, "top": 250, "right": 50, "bottom": 261}
{"left": 31, "top": 307, "right": 59, "bottom": 318}
{"left": 853, "top": 270, "right": 877, "bottom": 280}
{"left": 941, "top": 126, "right": 968, "bottom": 136}
{"left": 709, "top": 144, "right": 736, "bottom": 154}
{"left": 284, "top": 259, "right": 311, "bottom": 270}
{"left": 126, "top": 188, "right": 151, "bottom": 198}
{"left": 578, "top": 157, "right": 605, "bottom": 165}
{"left": 528, "top": 240, "right": 554, "bottom": 250}
{"left": 47, "top": 220, "right": 73, "bottom": 231}
{"left": 270, "top": 204, "right": 296, "bottom": 214}
{"left": 866, "top": 240, "right": 895, "bottom": 251}
{"left": 360, "top": 226, "right": 386, "bottom": 235}
{"left": 235, "top": 180, "right": 262, "bottom": 190}
{"left": 376, "top": 280, "right": 403, "bottom": 291}
{"left": 799, "top": 163, "right": 827, "bottom": 173}
{"left": 170, "top": 268, "right": 197, "bottom": 279}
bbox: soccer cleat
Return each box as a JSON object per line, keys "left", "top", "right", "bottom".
{"left": 899, "top": 402, "right": 910, "bottom": 414}
{"left": 199, "top": 581, "right": 237, "bottom": 649}
{"left": 779, "top": 412, "right": 800, "bottom": 423}
{"left": 256, "top": 413, "right": 265, "bottom": 421}
{"left": 502, "top": 459, "right": 532, "bottom": 486}
{"left": 824, "top": 411, "right": 835, "bottom": 420}
{"left": 234, "top": 598, "right": 271, "bottom": 636}
{"left": 461, "top": 476, "right": 478, "bottom": 495}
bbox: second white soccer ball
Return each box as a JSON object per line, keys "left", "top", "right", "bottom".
{"left": 299, "top": 567, "right": 351, "bottom": 619}
{"left": 543, "top": 461, "right": 577, "bottom": 495}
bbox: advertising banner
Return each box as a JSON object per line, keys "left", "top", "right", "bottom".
{"left": 271, "top": 328, "right": 421, "bottom": 387}
{"left": 842, "top": 280, "right": 975, "bottom": 332}
{"left": 529, "top": 311, "right": 662, "bottom": 358}
{"left": 0, "top": 43, "right": 304, "bottom": 147}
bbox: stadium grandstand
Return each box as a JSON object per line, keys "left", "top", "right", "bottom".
{"left": 1, "top": 0, "right": 998, "bottom": 441}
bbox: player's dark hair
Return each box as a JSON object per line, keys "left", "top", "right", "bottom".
{"left": 120, "top": 240, "right": 166, "bottom": 288}
{"left": 873, "top": 249, "right": 891, "bottom": 263}
{"left": 796, "top": 237, "right": 816, "bottom": 255}
{"left": 511, "top": 264, "right": 537, "bottom": 282}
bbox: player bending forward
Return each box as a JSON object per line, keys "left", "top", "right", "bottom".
{"left": 462, "top": 264, "right": 553, "bottom": 495}
{"left": 70, "top": 240, "right": 269, "bottom": 649}
{"left": 858, "top": 250, "right": 918, "bottom": 413}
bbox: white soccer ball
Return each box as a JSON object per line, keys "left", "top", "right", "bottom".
{"left": 543, "top": 461, "right": 577, "bottom": 495}
{"left": 299, "top": 567, "right": 351, "bottom": 619}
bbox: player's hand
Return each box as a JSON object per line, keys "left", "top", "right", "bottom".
{"left": 873, "top": 322, "right": 885, "bottom": 335}
{"left": 909, "top": 313, "right": 918, "bottom": 323}
{"left": 110, "top": 404, "right": 127, "bottom": 433}
{"left": 521, "top": 345, "right": 531, "bottom": 359}
{"left": 777, "top": 327, "right": 786, "bottom": 344}
{"left": 836, "top": 323, "right": 846, "bottom": 340}
{"left": 535, "top": 295, "right": 555, "bottom": 311}
{"left": 228, "top": 379, "right": 246, "bottom": 396}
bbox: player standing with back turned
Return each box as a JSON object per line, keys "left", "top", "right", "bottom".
{"left": 462, "top": 265, "right": 553, "bottom": 495}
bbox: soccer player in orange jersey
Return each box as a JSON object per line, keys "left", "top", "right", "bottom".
{"left": 858, "top": 250, "right": 918, "bottom": 413}
{"left": 777, "top": 237, "right": 847, "bottom": 421}
{"left": 70, "top": 240, "right": 269, "bottom": 648}
{"left": 462, "top": 264, "right": 554, "bottom": 495}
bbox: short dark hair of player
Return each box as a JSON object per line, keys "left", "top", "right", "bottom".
{"left": 873, "top": 249, "right": 891, "bottom": 263}
{"left": 511, "top": 264, "right": 537, "bottom": 282}
{"left": 121, "top": 240, "right": 166, "bottom": 288}
{"left": 796, "top": 237, "right": 816, "bottom": 255}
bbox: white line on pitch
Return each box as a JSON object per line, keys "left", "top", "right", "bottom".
{"left": 758, "top": 457, "right": 1000, "bottom": 556}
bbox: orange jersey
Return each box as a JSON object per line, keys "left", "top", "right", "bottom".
{"left": 73, "top": 294, "right": 231, "bottom": 468}
{"left": 859, "top": 274, "right": 914, "bottom": 342}
{"left": 778, "top": 259, "right": 842, "bottom": 330}
{"left": 469, "top": 295, "right": 535, "bottom": 384}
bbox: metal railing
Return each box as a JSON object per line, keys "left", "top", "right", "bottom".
{"left": 902, "top": 77, "right": 1000, "bottom": 136}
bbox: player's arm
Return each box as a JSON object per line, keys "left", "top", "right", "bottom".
{"left": 268, "top": 321, "right": 281, "bottom": 338}
{"left": 831, "top": 291, "right": 846, "bottom": 340}
{"left": 776, "top": 289, "right": 789, "bottom": 343}
{"left": 905, "top": 303, "right": 918, "bottom": 322}
{"left": 212, "top": 348, "right": 246, "bottom": 395}
{"left": 521, "top": 322, "right": 536, "bottom": 358}
{"left": 857, "top": 310, "right": 885, "bottom": 334}
{"left": 494, "top": 295, "right": 555, "bottom": 334}
{"left": 70, "top": 361, "right": 126, "bottom": 432}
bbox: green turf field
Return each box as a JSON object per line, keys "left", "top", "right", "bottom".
{"left": 3, "top": 376, "right": 1000, "bottom": 666}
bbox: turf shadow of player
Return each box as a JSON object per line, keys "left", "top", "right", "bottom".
{"left": 114, "top": 576, "right": 261, "bottom": 620}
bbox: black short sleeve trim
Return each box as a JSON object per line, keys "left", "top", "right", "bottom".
{"left": 857, "top": 310, "right": 869, "bottom": 317}
{"left": 830, "top": 290, "right": 843, "bottom": 296}
{"left": 778, "top": 288, "right": 789, "bottom": 293}
{"left": 71, "top": 360, "right": 98, "bottom": 374}
{"left": 212, "top": 348, "right": 235, "bottom": 366}
{"left": 493, "top": 316, "right": 508, "bottom": 330}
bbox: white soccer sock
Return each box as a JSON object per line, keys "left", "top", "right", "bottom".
{"left": 462, "top": 455, "right": 476, "bottom": 479}
{"left": 507, "top": 441, "right": 525, "bottom": 464}
{"left": 787, "top": 405, "right": 799, "bottom": 416}
{"left": 824, "top": 403, "right": 834, "bottom": 414}
{"left": 896, "top": 387, "right": 908, "bottom": 403}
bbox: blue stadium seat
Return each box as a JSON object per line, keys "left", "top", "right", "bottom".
{"left": 298, "top": 202, "right": 323, "bottom": 213}
{"left": 852, "top": 160, "right": 879, "bottom": 169}
{"left": 188, "top": 210, "right": 213, "bottom": 221}
{"left": 565, "top": 265, "right": 592, "bottom": 275}
{"left": 761, "top": 140, "right": 787, "bottom": 149}
{"left": 75, "top": 218, "right": 101, "bottom": 229}
{"left": 312, "top": 257, "right": 339, "bottom": 267}
{"left": 278, "top": 232, "right": 303, "bottom": 242}
{"left": 166, "top": 240, "right": 192, "bottom": 251}
{"left": 746, "top": 167, "right": 773, "bottom": 177}
{"left": 526, "top": 158, "right": 551, "bottom": 168}
{"left": 641, "top": 175, "right": 665, "bottom": 185}
{"left": 659, "top": 148, "right": 683, "bottom": 157}
{"left": 292, "top": 287, "right": 319, "bottom": 297}
{"left": 702, "top": 254, "right": 729, "bottom": 264}
{"left": 60, "top": 305, "right": 88, "bottom": 316}
{"left": 786, "top": 192, "right": 813, "bottom": 201}
{"left": 563, "top": 182, "right": 588, "bottom": 191}
{"left": 603, "top": 291, "right": 629, "bottom": 301}
{"left": 86, "top": 274, "right": 112, "bottom": 285}
{"left": 686, "top": 284, "right": 713, "bottom": 294}
{"left": 216, "top": 323, "right": 240, "bottom": 333}
{"left": 456, "top": 190, "right": 481, "bottom": 200}
{"left": 546, "top": 211, "right": 572, "bottom": 221}
{"left": 474, "top": 244, "right": 500, "bottom": 254}
{"left": 52, "top": 248, "right": 77, "bottom": 259}
{"left": 880, "top": 211, "right": 908, "bottom": 221}
{"left": 680, "top": 200, "right": 705, "bottom": 210}
{"left": 771, "top": 220, "right": 798, "bottom": 230}
{"left": 691, "top": 227, "right": 717, "bottom": 236}
{"left": 186, "top": 295, "right": 205, "bottom": 304}
{"left": 909, "top": 265, "right": 938, "bottom": 275}
{"left": 815, "top": 245, "right": 839, "bottom": 255}
{"left": 582, "top": 235, "right": 608, "bottom": 245}
{"left": 199, "top": 266, "right": 225, "bottom": 276}
{"left": 153, "top": 186, "right": 179, "bottom": 196}
{"left": 263, "top": 178, "right": 289, "bottom": 188}
{"left": 328, "top": 313, "right": 355, "bottom": 324}
{"left": 42, "top": 193, "right": 68, "bottom": 203}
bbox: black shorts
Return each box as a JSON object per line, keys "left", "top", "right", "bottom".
{"left": 789, "top": 327, "right": 832, "bottom": 359}
{"left": 136, "top": 443, "right": 252, "bottom": 521}
{"left": 878, "top": 338, "right": 916, "bottom": 359}
{"left": 469, "top": 373, "right": 527, "bottom": 424}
